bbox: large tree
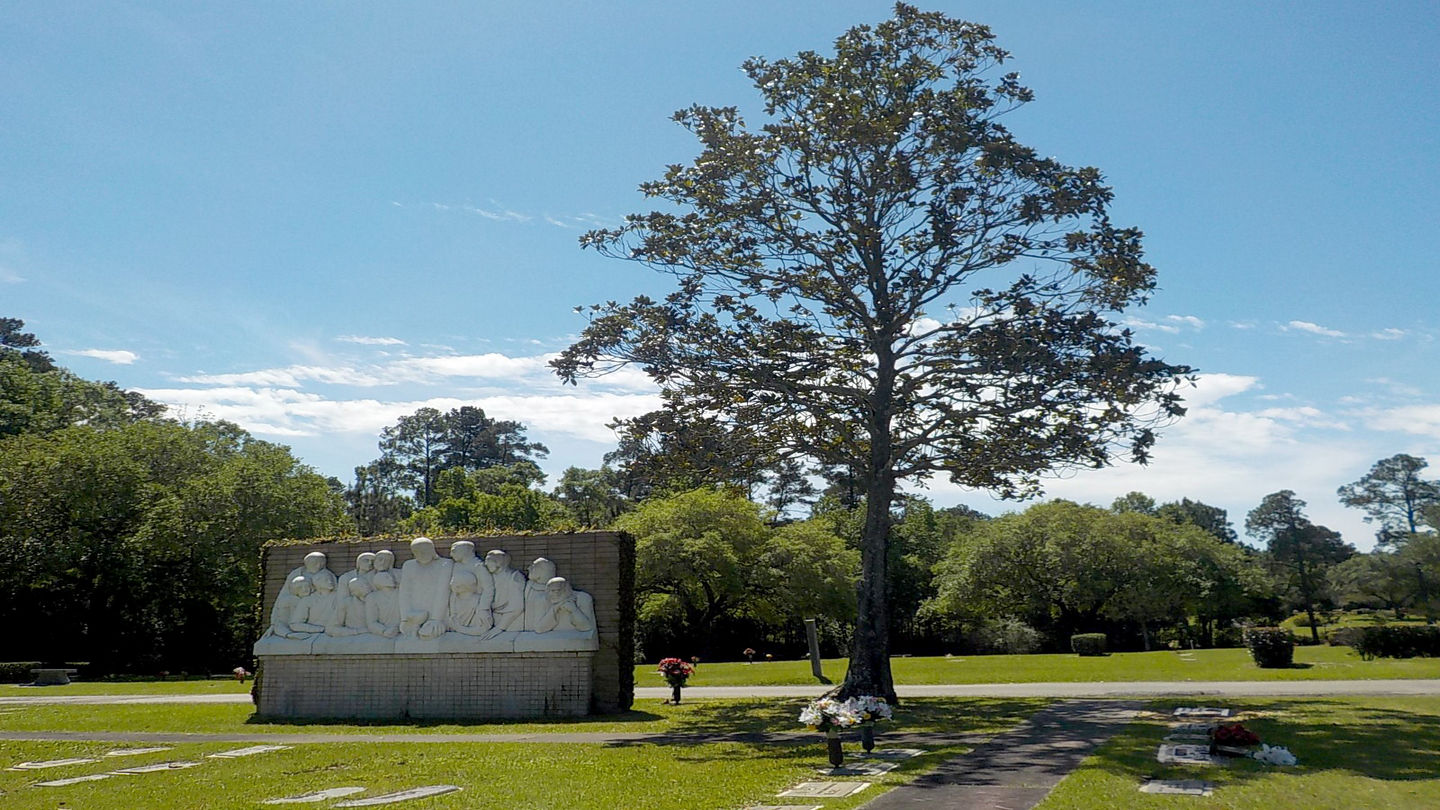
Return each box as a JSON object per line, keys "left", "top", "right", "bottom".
{"left": 1246, "top": 490, "right": 1354, "bottom": 643}
{"left": 554, "top": 5, "right": 1188, "bottom": 698}
{"left": 1337, "top": 454, "right": 1440, "bottom": 545}
{"left": 370, "top": 405, "right": 547, "bottom": 509}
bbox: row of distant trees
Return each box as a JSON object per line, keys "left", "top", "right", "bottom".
{"left": 0, "top": 319, "right": 349, "bottom": 673}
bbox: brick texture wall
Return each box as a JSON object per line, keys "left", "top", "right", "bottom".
{"left": 256, "top": 531, "right": 633, "bottom": 718}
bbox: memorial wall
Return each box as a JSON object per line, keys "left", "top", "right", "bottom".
{"left": 253, "top": 531, "right": 633, "bottom": 720}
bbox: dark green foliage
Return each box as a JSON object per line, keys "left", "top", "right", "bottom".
{"left": 1325, "top": 626, "right": 1367, "bottom": 648}
{"left": 1352, "top": 625, "right": 1440, "bottom": 660}
{"left": 1247, "top": 490, "right": 1355, "bottom": 644}
{"left": 0, "top": 316, "right": 55, "bottom": 372}
{"left": 1243, "top": 627, "right": 1296, "bottom": 668}
{"left": 1157, "top": 498, "right": 1238, "bottom": 543}
{"left": 0, "top": 662, "right": 44, "bottom": 683}
{"left": 1338, "top": 454, "right": 1440, "bottom": 545}
{"left": 366, "top": 406, "right": 548, "bottom": 511}
{"left": 553, "top": 4, "right": 1190, "bottom": 700}
{"left": 1070, "top": 633, "right": 1108, "bottom": 656}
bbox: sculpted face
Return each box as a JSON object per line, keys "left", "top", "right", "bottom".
{"left": 546, "top": 577, "right": 572, "bottom": 604}
{"left": 313, "top": 569, "right": 337, "bottom": 593}
{"left": 303, "top": 552, "right": 327, "bottom": 574}
{"left": 484, "top": 550, "right": 508, "bottom": 574}
{"left": 356, "top": 552, "right": 375, "bottom": 573}
{"left": 451, "top": 541, "right": 476, "bottom": 564}
{"left": 374, "top": 550, "right": 395, "bottom": 571}
{"left": 289, "top": 576, "right": 312, "bottom": 597}
{"left": 348, "top": 578, "right": 370, "bottom": 598}
{"left": 411, "top": 537, "right": 438, "bottom": 564}
{"left": 528, "top": 558, "right": 556, "bottom": 584}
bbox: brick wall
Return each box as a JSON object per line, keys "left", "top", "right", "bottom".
{"left": 256, "top": 531, "right": 634, "bottom": 717}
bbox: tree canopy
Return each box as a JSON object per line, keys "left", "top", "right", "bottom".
{"left": 1338, "top": 454, "right": 1440, "bottom": 545}
{"left": 554, "top": 4, "right": 1189, "bottom": 698}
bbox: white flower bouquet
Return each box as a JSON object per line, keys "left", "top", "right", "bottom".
{"left": 798, "top": 697, "right": 863, "bottom": 733}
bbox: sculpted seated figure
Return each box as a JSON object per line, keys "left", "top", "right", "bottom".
{"left": 339, "top": 552, "right": 376, "bottom": 596}
{"left": 484, "top": 549, "right": 527, "bottom": 638}
{"left": 523, "top": 558, "right": 557, "bottom": 631}
{"left": 314, "top": 576, "right": 396, "bottom": 653}
{"left": 254, "top": 576, "right": 321, "bottom": 654}
{"left": 285, "top": 551, "right": 329, "bottom": 589}
{"left": 515, "top": 576, "right": 598, "bottom": 652}
{"left": 289, "top": 569, "right": 340, "bottom": 633}
{"left": 373, "top": 548, "right": 400, "bottom": 586}
{"left": 365, "top": 571, "right": 402, "bottom": 638}
{"left": 397, "top": 537, "right": 453, "bottom": 650}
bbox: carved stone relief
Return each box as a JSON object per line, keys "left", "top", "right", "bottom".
{"left": 255, "top": 538, "right": 599, "bottom": 656}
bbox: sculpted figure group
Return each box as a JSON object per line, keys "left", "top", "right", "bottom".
{"left": 256, "top": 538, "right": 598, "bottom": 656}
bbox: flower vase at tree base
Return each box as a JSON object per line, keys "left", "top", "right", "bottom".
{"left": 825, "top": 727, "right": 844, "bottom": 767}
{"left": 860, "top": 723, "right": 875, "bottom": 753}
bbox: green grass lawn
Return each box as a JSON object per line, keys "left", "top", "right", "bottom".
{"left": 0, "top": 698, "right": 1045, "bottom": 810}
{"left": 0, "top": 678, "right": 252, "bottom": 697}
{"left": 1039, "top": 696, "right": 1440, "bottom": 809}
{"left": 646, "top": 646, "right": 1440, "bottom": 687}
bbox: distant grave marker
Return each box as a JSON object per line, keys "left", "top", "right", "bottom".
{"left": 34, "top": 774, "right": 115, "bottom": 787}
{"left": 208, "top": 745, "right": 291, "bottom": 758}
{"left": 264, "top": 787, "right": 368, "bottom": 804}
{"left": 1173, "top": 707, "right": 1232, "bottom": 718}
{"left": 334, "top": 785, "right": 462, "bottom": 806}
{"left": 855, "top": 748, "right": 924, "bottom": 760}
{"left": 8, "top": 758, "right": 98, "bottom": 770}
{"left": 1157, "top": 744, "right": 1221, "bottom": 766}
{"left": 778, "top": 781, "right": 872, "bottom": 798}
{"left": 818, "top": 761, "right": 898, "bottom": 776}
{"left": 110, "top": 761, "right": 202, "bottom": 774}
{"left": 104, "top": 747, "right": 173, "bottom": 757}
{"left": 1140, "top": 779, "right": 1215, "bottom": 796}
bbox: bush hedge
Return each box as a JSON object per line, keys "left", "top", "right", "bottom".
{"left": 1070, "top": 633, "right": 1107, "bottom": 656}
{"left": 1353, "top": 625, "right": 1440, "bottom": 660}
{"left": 0, "top": 662, "right": 43, "bottom": 683}
{"left": 1325, "top": 626, "right": 1367, "bottom": 648}
{"left": 1243, "top": 627, "right": 1295, "bottom": 668}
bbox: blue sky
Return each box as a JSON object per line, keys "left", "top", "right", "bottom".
{"left": 4, "top": 2, "right": 1437, "bottom": 548}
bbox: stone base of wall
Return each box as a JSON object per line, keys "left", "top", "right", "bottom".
{"left": 257, "top": 652, "right": 593, "bottom": 720}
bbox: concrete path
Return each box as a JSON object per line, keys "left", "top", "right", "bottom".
{"left": 861, "top": 699, "right": 1144, "bottom": 810}
{"left": 2, "top": 679, "right": 1436, "bottom": 706}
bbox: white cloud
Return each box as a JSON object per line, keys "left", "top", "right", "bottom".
{"left": 1122, "top": 317, "right": 1179, "bottom": 334}
{"left": 0, "top": 265, "right": 23, "bottom": 283}
{"left": 1229, "top": 321, "right": 1257, "bottom": 330}
{"left": 176, "top": 365, "right": 391, "bottom": 388}
{"left": 1363, "top": 404, "right": 1440, "bottom": 440}
{"left": 337, "top": 335, "right": 406, "bottom": 346}
{"left": 70, "top": 349, "right": 139, "bottom": 365}
{"left": 1284, "top": 320, "right": 1347, "bottom": 338}
{"left": 1166, "top": 315, "right": 1205, "bottom": 329}
{"left": 1181, "top": 372, "right": 1259, "bottom": 407}
{"left": 1370, "top": 328, "right": 1407, "bottom": 341}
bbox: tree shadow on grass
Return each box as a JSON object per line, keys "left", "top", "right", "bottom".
{"left": 245, "top": 709, "right": 665, "bottom": 728}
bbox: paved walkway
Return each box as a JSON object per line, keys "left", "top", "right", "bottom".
{"left": 3, "top": 679, "right": 1434, "bottom": 706}
{"left": 861, "top": 699, "right": 1143, "bottom": 810}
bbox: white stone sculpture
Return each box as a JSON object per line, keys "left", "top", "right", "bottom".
{"left": 339, "top": 552, "right": 376, "bottom": 596}
{"left": 285, "top": 552, "right": 329, "bottom": 588}
{"left": 373, "top": 549, "right": 400, "bottom": 585}
{"left": 399, "top": 537, "right": 452, "bottom": 641}
{"left": 364, "top": 571, "right": 402, "bottom": 638}
{"left": 523, "top": 558, "right": 557, "bottom": 631}
{"left": 257, "top": 542, "right": 600, "bottom": 656}
{"left": 485, "top": 549, "right": 527, "bottom": 636}
{"left": 515, "top": 576, "right": 598, "bottom": 652}
{"left": 445, "top": 568, "right": 493, "bottom": 636}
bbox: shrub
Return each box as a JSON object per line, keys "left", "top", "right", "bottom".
{"left": 1213, "top": 626, "right": 1244, "bottom": 649}
{"left": 1243, "top": 627, "right": 1295, "bottom": 668}
{"left": 1325, "top": 626, "right": 1366, "bottom": 648}
{"left": 972, "top": 617, "right": 1045, "bottom": 655}
{"left": 1070, "top": 633, "right": 1107, "bottom": 657}
{"left": 0, "top": 662, "right": 43, "bottom": 683}
{"left": 1353, "top": 625, "right": 1440, "bottom": 660}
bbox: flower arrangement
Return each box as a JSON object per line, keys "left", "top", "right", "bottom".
{"left": 744, "top": 647, "right": 757, "bottom": 663}
{"left": 848, "top": 695, "right": 893, "bottom": 724}
{"left": 656, "top": 657, "right": 695, "bottom": 688}
{"left": 798, "top": 697, "right": 863, "bottom": 733}
{"left": 1211, "top": 722, "right": 1260, "bottom": 747}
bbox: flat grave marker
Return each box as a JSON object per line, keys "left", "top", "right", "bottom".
{"left": 855, "top": 748, "right": 925, "bottom": 760}
{"left": 8, "top": 757, "right": 98, "bottom": 770}
{"left": 744, "top": 806, "right": 822, "bottom": 810}
{"left": 818, "top": 761, "right": 898, "bottom": 776}
{"left": 34, "top": 774, "right": 115, "bottom": 787}
{"left": 110, "top": 760, "right": 203, "bottom": 774}
{"left": 334, "top": 785, "right": 462, "bottom": 806}
{"left": 1157, "top": 744, "right": 1221, "bottom": 767}
{"left": 778, "top": 781, "right": 872, "bottom": 798}
{"left": 264, "top": 787, "right": 368, "bottom": 804}
{"left": 1140, "top": 779, "right": 1215, "bottom": 796}
{"left": 1173, "top": 707, "right": 1232, "bottom": 718}
{"left": 208, "top": 744, "right": 292, "bottom": 759}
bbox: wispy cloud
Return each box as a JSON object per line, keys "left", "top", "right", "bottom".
{"left": 0, "top": 264, "right": 23, "bottom": 284}
{"left": 1370, "top": 328, "right": 1407, "bottom": 341}
{"left": 337, "top": 335, "right": 406, "bottom": 346}
{"left": 1122, "top": 314, "right": 1205, "bottom": 334}
{"left": 414, "top": 201, "right": 612, "bottom": 230}
{"left": 70, "top": 348, "right": 139, "bottom": 365}
{"left": 1284, "top": 320, "right": 1347, "bottom": 338}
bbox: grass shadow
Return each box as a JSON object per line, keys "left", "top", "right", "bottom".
{"left": 245, "top": 709, "right": 666, "bottom": 728}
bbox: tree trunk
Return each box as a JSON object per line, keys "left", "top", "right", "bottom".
{"left": 1305, "top": 605, "right": 1321, "bottom": 645}
{"left": 839, "top": 464, "right": 896, "bottom": 702}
